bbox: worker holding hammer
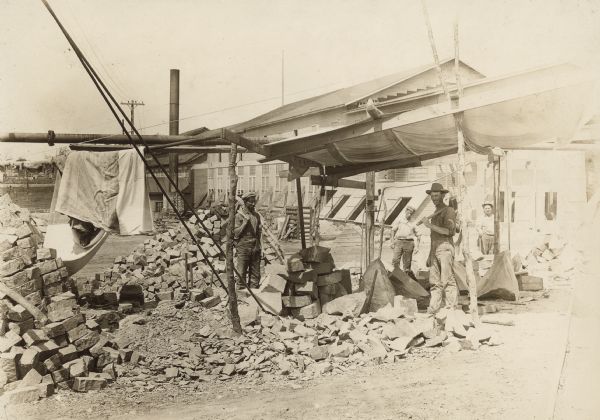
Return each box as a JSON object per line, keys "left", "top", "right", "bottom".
{"left": 233, "top": 192, "right": 262, "bottom": 289}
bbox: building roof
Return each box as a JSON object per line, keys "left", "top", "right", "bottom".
{"left": 229, "top": 58, "right": 481, "bottom": 132}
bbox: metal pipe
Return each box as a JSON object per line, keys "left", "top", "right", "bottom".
{"left": 68, "top": 144, "right": 246, "bottom": 153}
{"left": 169, "top": 69, "right": 180, "bottom": 200}
{"left": 0, "top": 132, "right": 227, "bottom": 145}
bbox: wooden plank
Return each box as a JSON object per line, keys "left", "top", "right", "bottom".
{"left": 309, "top": 175, "right": 366, "bottom": 190}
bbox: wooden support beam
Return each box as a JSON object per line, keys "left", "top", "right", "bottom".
{"left": 309, "top": 175, "right": 366, "bottom": 189}
{"left": 68, "top": 144, "right": 245, "bottom": 153}
{"left": 226, "top": 144, "right": 241, "bottom": 333}
{"left": 493, "top": 155, "right": 501, "bottom": 254}
{"left": 296, "top": 177, "right": 306, "bottom": 249}
{"left": 365, "top": 171, "right": 376, "bottom": 266}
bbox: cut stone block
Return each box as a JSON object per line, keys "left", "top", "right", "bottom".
{"left": 60, "top": 313, "right": 85, "bottom": 332}
{"left": 306, "top": 260, "right": 335, "bottom": 275}
{"left": 200, "top": 295, "right": 221, "bottom": 308}
{"left": 58, "top": 344, "right": 79, "bottom": 363}
{"left": 7, "top": 304, "right": 32, "bottom": 322}
{"left": 37, "top": 259, "right": 58, "bottom": 275}
{"left": 36, "top": 248, "right": 56, "bottom": 261}
{"left": 286, "top": 254, "right": 305, "bottom": 272}
{"left": 0, "top": 353, "right": 19, "bottom": 386}
{"left": 51, "top": 367, "right": 70, "bottom": 384}
{"left": 67, "top": 324, "right": 88, "bottom": 343}
{"left": 0, "top": 257, "right": 25, "bottom": 277}
{"left": 282, "top": 295, "right": 312, "bottom": 308}
{"left": 264, "top": 263, "right": 287, "bottom": 276}
{"left": 295, "top": 280, "right": 318, "bottom": 299}
{"left": 18, "top": 348, "right": 41, "bottom": 376}
{"left": 22, "top": 329, "right": 49, "bottom": 346}
{"left": 0, "top": 330, "right": 24, "bottom": 352}
{"left": 72, "top": 377, "right": 107, "bottom": 392}
{"left": 43, "top": 354, "right": 62, "bottom": 373}
{"left": 254, "top": 291, "right": 283, "bottom": 315}
{"left": 322, "top": 292, "right": 367, "bottom": 317}
{"left": 1, "top": 386, "right": 40, "bottom": 405}
{"left": 316, "top": 270, "right": 343, "bottom": 287}
{"left": 393, "top": 296, "right": 418, "bottom": 316}
{"left": 286, "top": 269, "right": 317, "bottom": 284}
{"left": 259, "top": 274, "right": 287, "bottom": 293}
{"left": 73, "top": 331, "right": 100, "bottom": 352}
{"left": 290, "top": 300, "right": 321, "bottom": 319}
{"left": 19, "top": 368, "right": 43, "bottom": 387}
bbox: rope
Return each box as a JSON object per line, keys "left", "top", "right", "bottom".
{"left": 40, "top": 0, "right": 276, "bottom": 315}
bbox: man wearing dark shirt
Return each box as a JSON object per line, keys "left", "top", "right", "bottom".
{"left": 419, "top": 183, "right": 458, "bottom": 314}
{"left": 234, "top": 192, "right": 262, "bottom": 289}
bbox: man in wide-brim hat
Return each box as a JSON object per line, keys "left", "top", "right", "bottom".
{"left": 419, "top": 182, "right": 458, "bottom": 313}
{"left": 478, "top": 199, "right": 495, "bottom": 255}
{"left": 233, "top": 192, "right": 262, "bottom": 288}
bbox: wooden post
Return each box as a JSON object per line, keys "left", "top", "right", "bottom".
{"left": 184, "top": 253, "right": 189, "bottom": 296}
{"left": 505, "top": 151, "right": 511, "bottom": 250}
{"left": 421, "top": 1, "right": 479, "bottom": 316}
{"left": 365, "top": 171, "right": 376, "bottom": 266}
{"left": 493, "top": 155, "right": 501, "bottom": 254}
{"left": 226, "top": 144, "right": 241, "bottom": 333}
{"left": 296, "top": 177, "right": 306, "bottom": 249}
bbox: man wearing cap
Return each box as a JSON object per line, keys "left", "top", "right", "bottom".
{"left": 234, "top": 192, "right": 262, "bottom": 289}
{"left": 419, "top": 183, "right": 458, "bottom": 313}
{"left": 390, "top": 205, "right": 420, "bottom": 274}
{"left": 478, "top": 201, "right": 495, "bottom": 255}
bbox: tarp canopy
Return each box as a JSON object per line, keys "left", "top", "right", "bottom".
{"left": 259, "top": 63, "right": 595, "bottom": 178}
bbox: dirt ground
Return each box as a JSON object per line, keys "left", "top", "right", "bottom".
{"left": 6, "top": 224, "right": 600, "bottom": 420}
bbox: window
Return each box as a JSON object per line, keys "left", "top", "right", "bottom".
{"left": 545, "top": 192, "right": 557, "bottom": 220}
{"left": 262, "top": 165, "right": 271, "bottom": 193}
{"left": 498, "top": 191, "right": 516, "bottom": 223}
{"left": 154, "top": 201, "right": 163, "bottom": 212}
{"left": 249, "top": 166, "right": 256, "bottom": 191}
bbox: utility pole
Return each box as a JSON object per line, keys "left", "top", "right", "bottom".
{"left": 169, "top": 69, "right": 180, "bottom": 212}
{"left": 281, "top": 50, "right": 285, "bottom": 106}
{"left": 119, "top": 100, "right": 145, "bottom": 134}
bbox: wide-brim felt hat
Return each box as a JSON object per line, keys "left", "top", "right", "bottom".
{"left": 426, "top": 182, "right": 449, "bottom": 194}
{"left": 242, "top": 192, "right": 257, "bottom": 201}
{"left": 482, "top": 201, "right": 494, "bottom": 208}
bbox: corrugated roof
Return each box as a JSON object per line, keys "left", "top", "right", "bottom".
{"left": 229, "top": 59, "right": 480, "bottom": 132}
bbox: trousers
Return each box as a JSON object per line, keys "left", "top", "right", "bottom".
{"left": 392, "top": 239, "right": 415, "bottom": 271}
{"left": 480, "top": 233, "right": 495, "bottom": 255}
{"left": 235, "top": 239, "right": 261, "bottom": 288}
{"left": 427, "top": 242, "right": 457, "bottom": 313}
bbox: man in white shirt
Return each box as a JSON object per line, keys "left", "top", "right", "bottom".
{"left": 390, "top": 205, "right": 420, "bottom": 273}
{"left": 478, "top": 201, "right": 495, "bottom": 254}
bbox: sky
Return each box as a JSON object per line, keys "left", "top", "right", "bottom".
{"left": 1, "top": 0, "right": 599, "bottom": 161}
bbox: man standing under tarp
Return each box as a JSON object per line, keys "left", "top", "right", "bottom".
{"left": 234, "top": 192, "right": 262, "bottom": 289}
{"left": 419, "top": 183, "right": 458, "bottom": 314}
{"left": 478, "top": 200, "right": 495, "bottom": 254}
{"left": 390, "top": 205, "right": 420, "bottom": 275}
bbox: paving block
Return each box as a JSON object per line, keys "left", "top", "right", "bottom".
{"left": 37, "top": 382, "right": 55, "bottom": 398}
{"left": 259, "top": 274, "right": 287, "bottom": 293}
{"left": 37, "top": 259, "right": 58, "bottom": 275}
{"left": 43, "top": 354, "right": 62, "bottom": 373}
{"left": 0, "top": 330, "right": 23, "bottom": 352}
{"left": 67, "top": 324, "right": 88, "bottom": 343}
{"left": 316, "top": 270, "right": 343, "bottom": 287}
{"left": 287, "top": 269, "right": 317, "bottom": 284}
{"left": 18, "top": 348, "right": 41, "bottom": 377}
{"left": 8, "top": 318, "right": 35, "bottom": 336}
{"left": 50, "top": 367, "right": 70, "bottom": 384}
{"left": 60, "top": 313, "right": 85, "bottom": 332}
{"left": 58, "top": 344, "right": 79, "bottom": 363}
{"left": 30, "top": 340, "right": 60, "bottom": 361}
{"left": 306, "top": 260, "right": 335, "bottom": 275}
{"left": 282, "top": 295, "right": 312, "bottom": 308}
{"left": 254, "top": 291, "right": 283, "bottom": 315}
{"left": 290, "top": 300, "right": 321, "bottom": 320}
{"left": 72, "top": 377, "right": 107, "bottom": 392}
{"left": 286, "top": 254, "right": 305, "bottom": 272}
{"left": 308, "top": 345, "right": 329, "bottom": 361}
{"left": 36, "top": 247, "right": 56, "bottom": 261}
{"left": 393, "top": 296, "right": 418, "bottom": 316}
{"left": 200, "top": 295, "right": 221, "bottom": 308}
{"left": 19, "top": 368, "right": 43, "bottom": 387}
{"left": 0, "top": 352, "right": 19, "bottom": 385}
{"left": 156, "top": 291, "right": 173, "bottom": 301}
{"left": 7, "top": 304, "right": 32, "bottom": 323}
{"left": 42, "top": 270, "right": 63, "bottom": 286}
{"left": 73, "top": 331, "right": 100, "bottom": 352}
{"left": 264, "top": 263, "right": 288, "bottom": 277}
{"left": 22, "top": 329, "right": 49, "bottom": 346}
{"left": 0, "top": 257, "right": 25, "bottom": 277}
{"left": 1, "top": 386, "right": 40, "bottom": 405}
{"left": 295, "top": 281, "right": 318, "bottom": 299}
{"left": 517, "top": 275, "right": 544, "bottom": 291}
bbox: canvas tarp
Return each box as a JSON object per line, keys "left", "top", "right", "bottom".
{"left": 454, "top": 251, "right": 520, "bottom": 301}
{"left": 55, "top": 150, "right": 153, "bottom": 235}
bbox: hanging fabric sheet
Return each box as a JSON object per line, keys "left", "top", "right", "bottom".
{"left": 55, "top": 149, "right": 154, "bottom": 235}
